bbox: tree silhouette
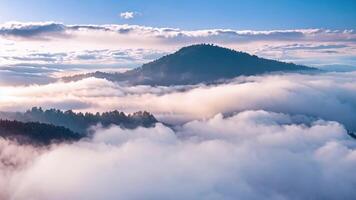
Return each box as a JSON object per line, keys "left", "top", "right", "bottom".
{"left": 0, "top": 107, "right": 157, "bottom": 134}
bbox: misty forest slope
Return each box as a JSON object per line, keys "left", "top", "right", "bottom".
{"left": 64, "top": 44, "right": 315, "bottom": 85}
{"left": 0, "top": 119, "right": 81, "bottom": 145}
{"left": 0, "top": 107, "right": 158, "bottom": 134}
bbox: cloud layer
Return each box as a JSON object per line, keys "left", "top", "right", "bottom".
{"left": 1, "top": 21, "right": 355, "bottom": 84}
{"left": 1, "top": 110, "right": 355, "bottom": 200}
{"left": 1, "top": 72, "right": 355, "bottom": 131}
{"left": 1, "top": 22, "right": 355, "bottom": 43}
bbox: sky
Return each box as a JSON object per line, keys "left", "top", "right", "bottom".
{"left": 0, "top": 0, "right": 356, "bottom": 30}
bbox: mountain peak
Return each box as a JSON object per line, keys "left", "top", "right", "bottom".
{"left": 178, "top": 43, "right": 239, "bottom": 52}
{"left": 136, "top": 44, "right": 313, "bottom": 85}
{"left": 176, "top": 43, "right": 229, "bottom": 52}
{"left": 63, "top": 44, "right": 315, "bottom": 85}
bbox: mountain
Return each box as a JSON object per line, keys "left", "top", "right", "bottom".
{"left": 0, "top": 107, "right": 158, "bottom": 134}
{"left": 63, "top": 44, "right": 315, "bottom": 85}
{"left": 349, "top": 131, "right": 356, "bottom": 139}
{"left": 0, "top": 119, "right": 81, "bottom": 145}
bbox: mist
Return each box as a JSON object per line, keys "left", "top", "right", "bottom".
{"left": 1, "top": 71, "right": 355, "bottom": 130}
{"left": 1, "top": 71, "right": 356, "bottom": 199}
{"left": 1, "top": 110, "right": 355, "bottom": 200}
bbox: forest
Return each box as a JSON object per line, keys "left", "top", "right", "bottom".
{"left": 0, "top": 119, "right": 82, "bottom": 145}
{"left": 0, "top": 107, "right": 158, "bottom": 134}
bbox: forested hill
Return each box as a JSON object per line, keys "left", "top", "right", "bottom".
{"left": 63, "top": 44, "right": 315, "bottom": 85}
{"left": 0, "top": 107, "right": 158, "bottom": 134}
{"left": 0, "top": 120, "right": 81, "bottom": 145}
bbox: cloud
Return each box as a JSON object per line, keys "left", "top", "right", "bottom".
{"left": 0, "top": 22, "right": 355, "bottom": 68}
{"left": 0, "top": 66, "right": 57, "bottom": 86}
{"left": 0, "top": 63, "right": 355, "bottom": 199}
{"left": 2, "top": 49, "right": 165, "bottom": 65}
{"left": 1, "top": 22, "right": 355, "bottom": 43}
{"left": 0, "top": 22, "right": 67, "bottom": 39}
{"left": 266, "top": 44, "right": 349, "bottom": 52}
{"left": 0, "top": 110, "right": 355, "bottom": 199}
{"left": 0, "top": 48, "right": 168, "bottom": 85}
{"left": 120, "top": 12, "right": 138, "bottom": 19}
{"left": 0, "top": 72, "right": 356, "bottom": 132}
{"left": 3, "top": 53, "right": 67, "bottom": 63}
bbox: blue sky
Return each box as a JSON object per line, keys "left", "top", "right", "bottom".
{"left": 0, "top": 0, "right": 355, "bottom": 30}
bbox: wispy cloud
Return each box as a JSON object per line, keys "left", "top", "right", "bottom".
{"left": 0, "top": 22, "right": 68, "bottom": 39}
{"left": 120, "top": 11, "right": 138, "bottom": 19}
{"left": 1, "top": 22, "right": 355, "bottom": 43}
{"left": 0, "top": 22, "right": 355, "bottom": 74}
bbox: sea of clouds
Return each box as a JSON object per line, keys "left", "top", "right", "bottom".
{"left": 0, "top": 71, "right": 356, "bottom": 199}
{"left": 1, "top": 71, "right": 355, "bottom": 130}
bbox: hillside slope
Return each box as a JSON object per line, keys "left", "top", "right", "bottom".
{"left": 64, "top": 44, "right": 315, "bottom": 85}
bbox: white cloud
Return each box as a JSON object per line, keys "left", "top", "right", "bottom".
{"left": 0, "top": 22, "right": 355, "bottom": 70}
{"left": 120, "top": 11, "right": 137, "bottom": 19}
{"left": 1, "top": 72, "right": 356, "bottom": 131}
{"left": 1, "top": 110, "right": 355, "bottom": 199}
{"left": 1, "top": 22, "right": 354, "bottom": 43}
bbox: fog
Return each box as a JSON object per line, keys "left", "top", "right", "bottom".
{"left": 1, "top": 72, "right": 355, "bottom": 130}
{"left": 0, "top": 71, "right": 356, "bottom": 199}
{"left": 1, "top": 110, "right": 355, "bottom": 200}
